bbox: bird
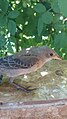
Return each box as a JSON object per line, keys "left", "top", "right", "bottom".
{"left": 0, "top": 46, "right": 61, "bottom": 92}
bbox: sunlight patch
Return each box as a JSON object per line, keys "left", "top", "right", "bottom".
{"left": 40, "top": 71, "right": 48, "bottom": 77}
{"left": 24, "top": 75, "right": 28, "bottom": 79}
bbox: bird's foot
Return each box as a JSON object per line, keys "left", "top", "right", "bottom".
{"left": 12, "top": 82, "right": 37, "bottom": 93}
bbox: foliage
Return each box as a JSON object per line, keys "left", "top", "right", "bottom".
{"left": 0, "top": 0, "right": 67, "bottom": 59}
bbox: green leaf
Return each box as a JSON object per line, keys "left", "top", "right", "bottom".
{"left": 51, "top": 0, "right": 60, "bottom": 13}
{"left": 8, "top": 10, "right": 20, "bottom": 19}
{"left": 0, "top": 0, "right": 9, "bottom": 13}
{"left": 53, "top": 32, "right": 67, "bottom": 49}
{"left": 42, "top": 11, "right": 53, "bottom": 24}
{"left": 8, "top": 37, "right": 16, "bottom": 44}
{"left": 54, "top": 22, "right": 64, "bottom": 31}
{"left": 58, "top": 0, "right": 67, "bottom": 17}
{"left": 65, "top": 22, "right": 67, "bottom": 30}
{"left": 34, "top": 3, "right": 46, "bottom": 13}
{"left": 8, "top": 20, "right": 16, "bottom": 35}
{"left": 0, "top": 36, "right": 6, "bottom": 49}
{"left": 37, "top": 18, "right": 43, "bottom": 36}
{"left": 7, "top": 42, "right": 13, "bottom": 53}
{"left": 0, "top": 14, "right": 8, "bottom": 27}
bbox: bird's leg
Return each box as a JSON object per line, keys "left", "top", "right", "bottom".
{"left": 9, "top": 77, "right": 37, "bottom": 92}
{"left": 12, "top": 82, "right": 37, "bottom": 92}
{"left": 0, "top": 75, "right": 3, "bottom": 83}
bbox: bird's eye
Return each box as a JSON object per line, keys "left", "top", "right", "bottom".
{"left": 49, "top": 53, "right": 53, "bottom": 56}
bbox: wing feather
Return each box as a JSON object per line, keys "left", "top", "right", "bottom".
{"left": 0, "top": 55, "right": 39, "bottom": 69}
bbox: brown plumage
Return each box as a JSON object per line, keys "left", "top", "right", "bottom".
{"left": 0, "top": 46, "right": 61, "bottom": 92}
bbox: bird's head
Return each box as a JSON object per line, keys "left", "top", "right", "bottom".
{"left": 43, "top": 46, "right": 61, "bottom": 61}
{"left": 38, "top": 46, "right": 61, "bottom": 62}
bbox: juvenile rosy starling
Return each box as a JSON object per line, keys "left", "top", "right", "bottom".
{"left": 0, "top": 46, "right": 61, "bottom": 92}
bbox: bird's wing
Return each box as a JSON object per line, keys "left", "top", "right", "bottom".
{"left": 0, "top": 55, "right": 39, "bottom": 69}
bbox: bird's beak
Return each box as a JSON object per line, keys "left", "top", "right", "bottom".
{"left": 53, "top": 55, "right": 62, "bottom": 60}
